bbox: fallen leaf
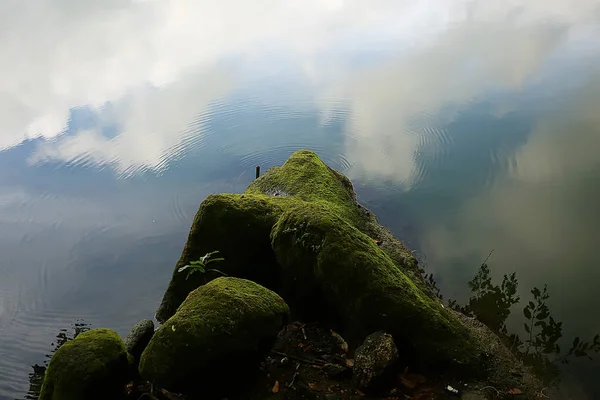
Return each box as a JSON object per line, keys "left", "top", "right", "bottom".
{"left": 330, "top": 330, "right": 349, "bottom": 352}
{"left": 400, "top": 376, "right": 417, "bottom": 389}
{"left": 272, "top": 381, "right": 280, "bottom": 394}
{"left": 356, "top": 389, "right": 366, "bottom": 396}
{"left": 308, "top": 383, "right": 320, "bottom": 391}
{"left": 390, "top": 388, "right": 398, "bottom": 394}
{"left": 508, "top": 388, "right": 524, "bottom": 395}
{"left": 345, "top": 358, "right": 354, "bottom": 367}
{"left": 297, "top": 343, "right": 305, "bottom": 348}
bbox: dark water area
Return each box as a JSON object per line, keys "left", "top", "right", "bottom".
{"left": 1, "top": 1, "right": 600, "bottom": 398}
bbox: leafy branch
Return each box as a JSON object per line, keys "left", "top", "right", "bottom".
{"left": 446, "top": 256, "right": 600, "bottom": 382}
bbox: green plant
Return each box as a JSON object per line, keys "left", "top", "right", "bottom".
{"left": 178, "top": 251, "right": 226, "bottom": 280}
{"left": 448, "top": 258, "right": 600, "bottom": 383}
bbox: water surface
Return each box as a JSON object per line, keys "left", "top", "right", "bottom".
{"left": 1, "top": 0, "right": 600, "bottom": 398}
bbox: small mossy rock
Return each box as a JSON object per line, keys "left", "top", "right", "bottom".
{"left": 39, "top": 328, "right": 132, "bottom": 400}
{"left": 125, "top": 319, "right": 155, "bottom": 362}
{"left": 140, "top": 277, "right": 289, "bottom": 396}
{"left": 246, "top": 150, "right": 362, "bottom": 224}
{"left": 270, "top": 202, "right": 481, "bottom": 373}
{"left": 353, "top": 331, "right": 399, "bottom": 391}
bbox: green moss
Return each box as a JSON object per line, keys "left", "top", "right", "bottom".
{"left": 246, "top": 149, "right": 362, "bottom": 225}
{"left": 141, "top": 277, "right": 289, "bottom": 394}
{"left": 39, "top": 329, "right": 132, "bottom": 400}
{"left": 271, "top": 203, "right": 481, "bottom": 373}
{"left": 156, "top": 150, "right": 414, "bottom": 322}
{"left": 156, "top": 193, "right": 296, "bottom": 322}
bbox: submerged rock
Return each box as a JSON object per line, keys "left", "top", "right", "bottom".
{"left": 39, "top": 328, "right": 132, "bottom": 400}
{"left": 139, "top": 277, "right": 289, "bottom": 396}
{"left": 125, "top": 319, "right": 154, "bottom": 362}
{"left": 352, "top": 331, "right": 399, "bottom": 391}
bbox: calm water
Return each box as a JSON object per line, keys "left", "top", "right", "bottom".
{"left": 1, "top": 0, "right": 600, "bottom": 398}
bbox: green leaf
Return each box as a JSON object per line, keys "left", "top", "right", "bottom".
{"left": 206, "top": 268, "right": 228, "bottom": 277}
{"left": 523, "top": 308, "right": 532, "bottom": 319}
{"left": 536, "top": 311, "right": 549, "bottom": 320}
{"left": 205, "top": 257, "right": 225, "bottom": 265}
{"left": 528, "top": 301, "right": 535, "bottom": 309}
{"left": 178, "top": 265, "right": 190, "bottom": 273}
{"left": 524, "top": 323, "right": 531, "bottom": 334}
{"left": 582, "top": 343, "right": 589, "bottom": 351}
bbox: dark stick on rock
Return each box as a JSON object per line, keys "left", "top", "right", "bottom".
{"left": 256, "top": 165, "right": 260, "bottom": 179}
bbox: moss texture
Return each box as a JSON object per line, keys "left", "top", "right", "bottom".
{"left": 154, "top": 149, "right": 480, "bottom": 374}
{"left": 271, "top": 203, "right": 481, "bottom": 373}
{"left": 140, "top": 277, "right": 289, "bottom": 394}
{"left": 156, "top": 150, "right": 385, "bottom": 323}
{"left": 155, "top": 194, "right": 291, "bottom": 322}
{"left": 39, "top": 329, "right": 132, "bottom": 400}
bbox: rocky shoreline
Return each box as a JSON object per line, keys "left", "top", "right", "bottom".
{"left": 38, "top": 150, "right": 549, "bottom": 400}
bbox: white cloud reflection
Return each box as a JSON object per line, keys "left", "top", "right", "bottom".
{"left": 2, "top": 0, "right": 600, "bottom": 175}
{"left": 316, "top": 9, "right": 599, "bottom": 186}
{"left": 28, "top": 69, "right": 232, "bottom": 175}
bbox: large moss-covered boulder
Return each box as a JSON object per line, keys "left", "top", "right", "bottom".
{"left": 140, "top": 277, "right": 289, "bottom": 395}
{"left": 156, "top": 194, "right": 289, "bottom": 322}
{"left": 39, "top": 328, "right": 132, "bottom": 400}
{"left": 156, "top": 150, "right": 419, "bottom": 322}
{"left": 271, "top": 202, "right": 481, "bottom": 373}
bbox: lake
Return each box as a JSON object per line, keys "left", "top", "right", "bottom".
{"left": 1, "top": 0, "right": 599, "bottom": 398}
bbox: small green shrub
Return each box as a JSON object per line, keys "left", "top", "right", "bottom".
{"left": 177, "top": 251, "right": 226, "bottom": 280}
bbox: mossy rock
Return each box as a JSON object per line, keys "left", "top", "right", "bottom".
{"left": 156, "top": 150, "right": 419, "bottom": 323}
{"left": 39, "top": 328, "right": 132, "bottom": 400}
{"left": 152, "top": 150, "right": 547, "bottom": 388}
{"left": 156, "top": 193, "right": 290, "bottom": 322}
{"left": 271, "top": 202, "right": 482, "bottom": 373}
{"left": 140, "top": 277, "right": 289, "bottom": 395}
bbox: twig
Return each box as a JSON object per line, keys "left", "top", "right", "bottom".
{"left": 288, "top": 363, "right": 300, "bottom": 388}
{"left": 270, "top": 350, "right": 327, "bottom": 365}
{"left": 482, "top": 249, "right": 495, "bottom": 265}
{"left": 479, "top": 385, "right": 501, "bottom": 398}
{"left": 538, "top": 387, "right": 550, "bottom": 398}
{"left": 301, "top": 325, "right": 308, "bottom": 340}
